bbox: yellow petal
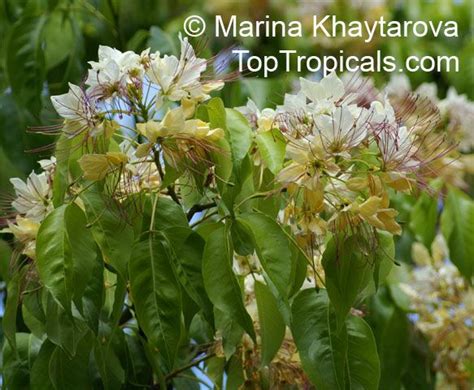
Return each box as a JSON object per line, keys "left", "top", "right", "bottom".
{"left": 135, "top": 143, "right": 153, "bottom": 158}
{"left": 359, "top": 196, "right": 382, "bottom": 218}
{"left": 106, "top": 152, "right": 128, "bottom": 165}
{"left": 161, "top": 107, "right": 186, "bottom": 132}
{"left": 181, "top": 98, "right": 196, "bottom": 119}
{"left": 346, "top": 177, "right": 368, "bottom": 191}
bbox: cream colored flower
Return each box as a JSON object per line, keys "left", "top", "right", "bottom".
{"left": 10, "top": 171, "right": 53, "bottom": 222}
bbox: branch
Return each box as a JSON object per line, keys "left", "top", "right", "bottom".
{"left": 186, "top": 202, "right": 217, "bottom": 221}
{"left": 153, "top": 149, "right": 181, "bottom": 205}
{"left": 151, "top": 352, "right": 216, "bottom": 389}
{"left": 165, "top": 353, "right": 216, "bottom": 382}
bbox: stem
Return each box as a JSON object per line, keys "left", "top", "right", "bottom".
{"left": 189, "top": 210, "right": 219, "bottom": 228}
{"left": 186, "top": 202, "right": 217, "bottom": 221}
{"left": 154, "top": 353, "right": 216, "bottom": 387}
{"left": 153, "top": 149, "right": 181, "bottom": 205}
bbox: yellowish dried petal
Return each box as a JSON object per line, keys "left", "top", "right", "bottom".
{"left": 358, "top": 196, "right": 382, "bottom": 218}
{"left": 135, "top": 143, "right": 153, "bottom": 158}
{"left": 346, "top": 177, "right": 368, "bottom": 191}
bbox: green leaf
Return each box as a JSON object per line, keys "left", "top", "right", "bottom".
{"left": 162, "top": 227, "right": 214, "bottom": 321}
{"left": 236, "top": 213, "right": 292, "bottom": 298}
{"left": 291, "top": 289, "right": 381, "bottom": 389}
{"left": 43, "top": 10, "right": 75, "bottom": 70}
{"left": 368, "top": 288, "right": 409, "bottom": 390}
{"left": 3, "top": 270, "right": 22, "bottom": 348}
{"left": 36, "top": 203, "right": 98, "bottom": 312}
{"left": 441, "top": 187, "right": 474, "bottom": 280}
{"left": 148, "top": 26, "right": 178, "bottom": 55}
{"left": 3, "top": 333, "right": 42, "bottom": 389}
{"left": 0, "top": 238, "right": 12, "bottom": 282}
{"left": 322, "top": 235, "right": 373, "bottom": 327}
{"left": 152, "top": 196, "right": 188, "bottom": 229}
{"left": 202, "top": 225, "right": 255, "bottom": 341}
{"left": 79, "top": 248, "right": 104, "bottom": 333}
{"left": 409, "top": 192, "right": 438, "bottom": 249}
{"left": 226, "top": 355, "right": 245, "bottom": 389}
{"left": 81, "top": 188, "right": 134, "bottom": 280}
{"left": 255, "top": 129, "right": 286, "bottom": 174}
{"left": 124, "top": 334, "right": 153, "bottom": 387}
{"left": 6, "top": 15, "right": 46, "bottom": 115}
{"left": 45, "top": 293, "right": 89, "bottom": 356}
{"left": 254, "top": 281, "right": 285, "bottom": 366}
{"left": 364, "top": 232, "right": 395, "bottom": 296}
{"left": 129, "top": 234, "right": 182, "bottom": 369}
{"left": 48, "top": 334, "right": 94, "bottom": 389}
{"left": 214, "top": 308, "right": 244, "bottom": 360}
{"left": 22, "top": 287, "right": 46, "bottom": 339}
{"left": 30, "top": 340, "right": 56, "bottom": 389}
{"left": 346, "top": 316, "right": 381, "bottom": 390}
{"left": 291, "top": 289, "right": 347, "bottom": 390}
{"left": 224, "top": 108, "right": 253, "bottom": 169}
{"left": 94, "top": 324, "right": 125, "bottom": 389}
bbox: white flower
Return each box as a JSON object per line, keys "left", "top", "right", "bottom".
{"left": 277, "top": 91, "right": 307, "bottom": 113}
{"left": 440, "top": 88, "right": 474, "bottom": 152}
{"left": 237, "top": 99, "right": 276, "bottom": 132}
{"left": 146, "top": 34, "right": 223, "bottom": 107}
{"left": 86, "top": 46, "right": 142, "bottom": 97}
{"left": 370, "top": 99, "right": 397, "bottom": 126}
{"left": 116, "top": 141, "right": 160, "bottom": 195}
{"left": 315, "top": 106, "right": 369, "bottom": 153}
{"left": 386, "top": 74, "right": 411, "bottom": 98}
{"left": 2, "top": 216, "right": 40, "bottom": 259}
{"left": 51, "top": 83, "right": 98, "bottom": 135}
{"left": 377, "top": 124, "right": 417, "bottom": 170}
{"left": 10, "top": 171, "right": 53, "bottom": 222}
{"left": 38, "top": 157, "right": 57, "bottom": 174}
{"left": 299, "top": 72, "right": 345, "bottom": 104}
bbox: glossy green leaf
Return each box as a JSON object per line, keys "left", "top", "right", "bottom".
{"left": 368, "top": 288, "right": 409, "bottom": 390}
{"left": 291, "top": 289, "right": 347, "bottom": 390}
{"left": 94, "top": 324, "right": 126, "bottom": 389}
{"left": 255, "top": 129, "right": 286, "bottom": 174}
{"left": 322, "top": 235, "right": 373, "bottom": 327}
{"left": 202, "top": 225, "right": 255, "bottom": 341}
{"left": 81, "top": 188, "right": 134, "bottom": 280}
{"left": 214, "top": 308, "right": 244, "bottom": 360}
{"left": 129, "top": 234, "right": 182, "bottom": 369}
{"left": 3, "top": 333, "right": 42, "bottom": 389}
{"left": 291, "top": 289, "right": 380, "bottom": 389}
{"left": 364, "top": 232, "right": 395, "bottom": 296}
{"left": 30, "top": 340, "right": 55, "bottom": 389}
{"left": 346, "top": 316, "right": 381, "bottom": 390}
{"left": 225, "top": 108, "right": 253, "bottom": 168}
{"left": 3, "top": 270, "right": 22, "bottom": 348}
{"left": 45, "top": 293, "right": 89, "bottom": 356}
{"left": 236, "top": 213, "right": 292, "bottom": 298}
{"left": 441, "top": 187, "right": 474, "bottom": 280}
{"left": 48, "top": 335, "right": 94, "bottom": 389}
{"left": 6, "top": 15, "right": 46, "bottom": 115}
{"left": 162, "top": 227, "right": 214, "bottom": 321}
{"left": 409, "top": 192, "right": 438, "bottom": 249}
{"left": 254, "top": 281, "right": 285, "bottom": 366}
{"left": 36, "top": 203, "right": 98, "bottom": 312}
{"left": 0, "top": 238, "right": 12, "bottom": 282}
{"left": 43, "top": 11, "right": 75, "bottom": 70}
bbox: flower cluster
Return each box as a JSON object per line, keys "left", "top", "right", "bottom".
{"left": 387, "top": 74, "right": 474, "bottom": 189}
{"left": 238, "top": 72, "right": 450, "bottom": 247}
{"left": 400, "top": 235, "right": 473, "bottom": 389}
{"left": 48, "top": 35, "right": 226, "bottom": 195}
{"left": 2, "top": 36, "right": 227, "bottom": 259}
